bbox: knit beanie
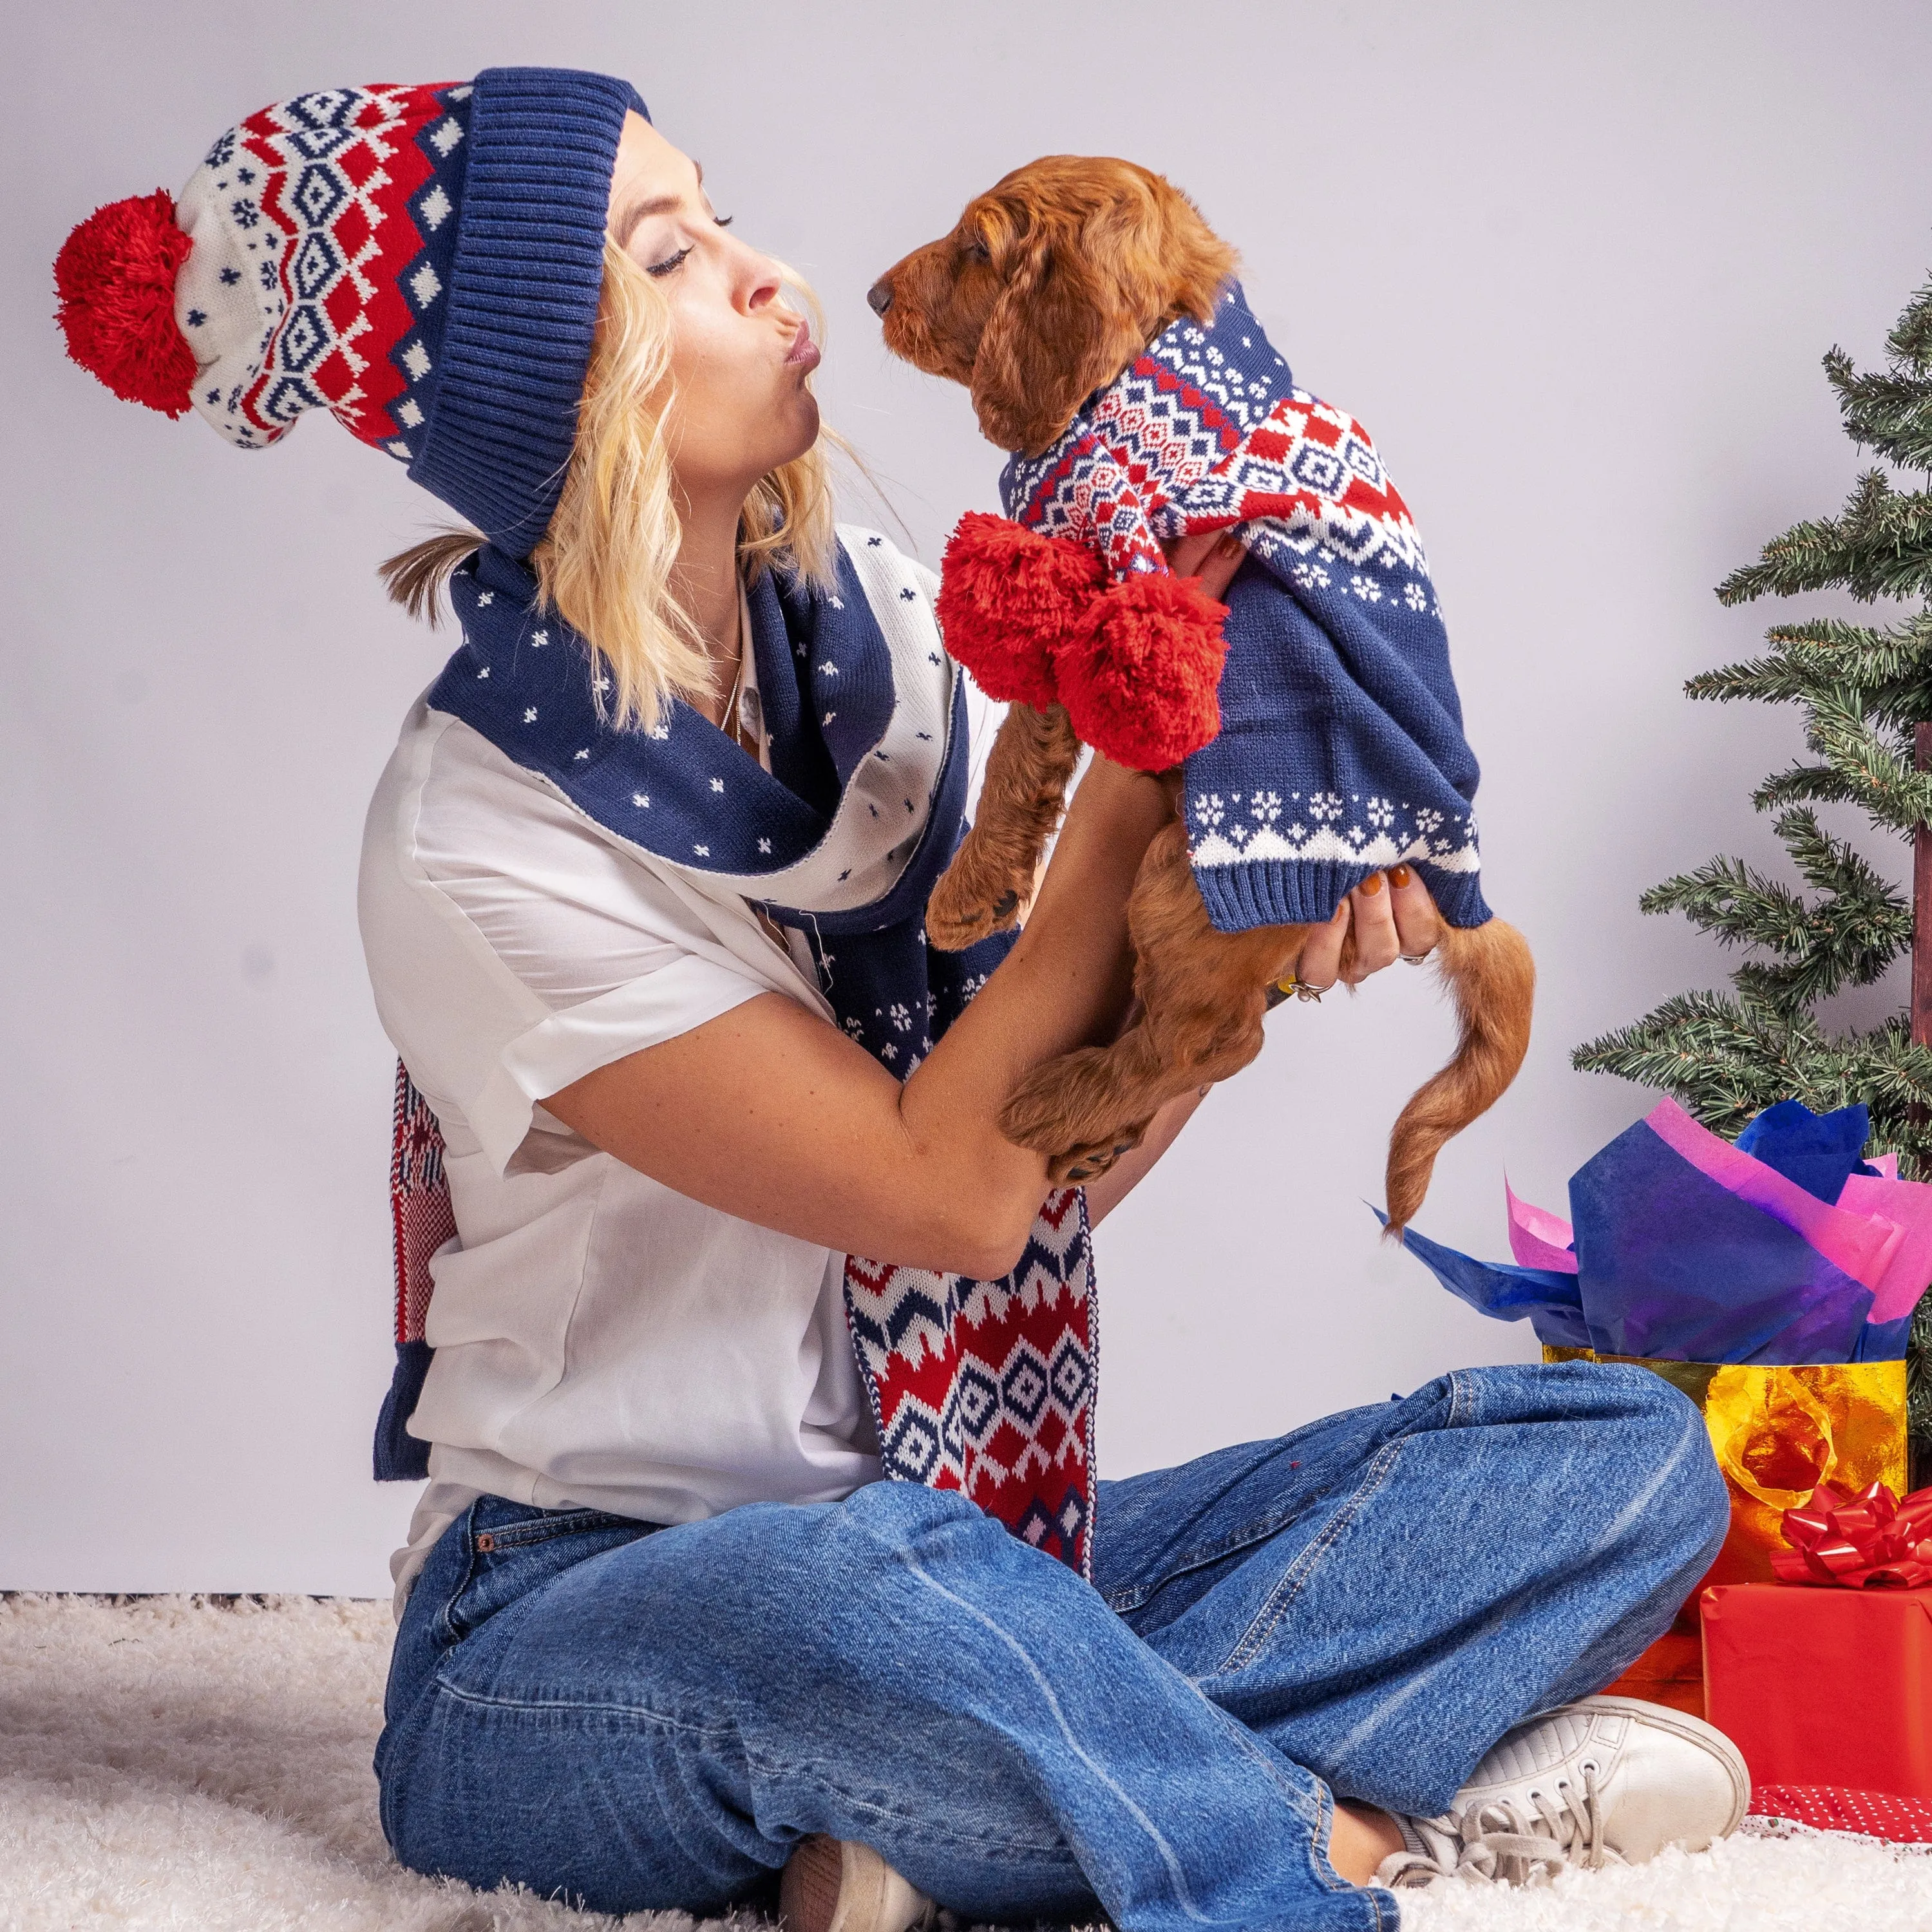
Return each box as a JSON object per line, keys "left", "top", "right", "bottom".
{"left": 53, "top": 68, "right": 646, "bottom": 558}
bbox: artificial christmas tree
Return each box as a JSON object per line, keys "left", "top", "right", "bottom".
{"left": 1573, "top": 273, "right": 1932, "bottom": 1481}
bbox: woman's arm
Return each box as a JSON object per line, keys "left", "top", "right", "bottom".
{"left": 543, "top": 755, "right": 1170, "bottom": 1280}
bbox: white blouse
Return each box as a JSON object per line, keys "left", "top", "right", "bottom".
{"left": 359, "top": 563, "right": 995, "bottom": 1611}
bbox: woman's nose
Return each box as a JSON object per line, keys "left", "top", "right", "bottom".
{"left": 866, "top": 279, "right": 893, "bottom": 317}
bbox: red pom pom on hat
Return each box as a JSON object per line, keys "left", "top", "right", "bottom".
{"left": 935, "top": 511, "right": 1104, "bottom": 710}
{"left": 1056, "top": 571, "right": 1231, "bottom": 772}
{"left": 55, "top": 190, "right": 198, "bottom": 419}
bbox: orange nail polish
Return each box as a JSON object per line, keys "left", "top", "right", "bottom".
{"left": 1389, "top": 864, "right": 1413, "bottom": 889}
{"left": 1359, "top": 871, "right": 1384, "bottom": 896}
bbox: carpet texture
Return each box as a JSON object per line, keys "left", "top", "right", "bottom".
{"left": 1, "top": 1593, "right": 1927, "bottom": 1931}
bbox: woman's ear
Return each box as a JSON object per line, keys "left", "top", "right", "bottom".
{"left": 969, "top": 212, "right": 1148, "bottom": 458}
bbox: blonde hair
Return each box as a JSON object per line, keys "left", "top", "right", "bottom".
{"left": 381, "top": 239, "right": 840, "bottom": 732}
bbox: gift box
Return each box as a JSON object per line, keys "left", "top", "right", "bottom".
{"left": 1703, "top": 1582, "right": 1932, "bottom": 1798}
{"left": 1542, "top": 1348, "right": 1908, "bottom": 1715}
{"left": 1397, "top": 1095, "right": 1926, "bottom": 1718}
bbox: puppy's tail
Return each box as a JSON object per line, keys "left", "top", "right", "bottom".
{"left": 1384, "top": 918, "right": 1535, "bottom": 1238}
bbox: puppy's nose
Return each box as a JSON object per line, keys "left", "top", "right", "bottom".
{"left": 866, "top": 279, "right": 893, "bottom": 317}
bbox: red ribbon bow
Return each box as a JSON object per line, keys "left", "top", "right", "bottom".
{"left": 1774, "top": 1480, "right": 1932, "bottom": 1589}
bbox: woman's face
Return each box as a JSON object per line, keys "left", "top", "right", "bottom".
{"left": 607, "top": 113, "right": 820, "bottom": 507}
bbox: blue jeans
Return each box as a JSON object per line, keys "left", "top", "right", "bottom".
{"left": 375, "top": 1363, "right": 1727, "bottom": 1930}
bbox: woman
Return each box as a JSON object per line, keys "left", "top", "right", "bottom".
{"left": 59, "top": 64, "right": 1739, "bottom": 1932}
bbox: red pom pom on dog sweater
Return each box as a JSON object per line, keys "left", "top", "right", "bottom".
{"left": 54, "top": 191, "right": 197, "bottom": 418}
{"left": 1054, "top": 572, "right": 1229, "bottom": 772}
{"left": 936, "top": 513, "right": 1103, "bottom": 710}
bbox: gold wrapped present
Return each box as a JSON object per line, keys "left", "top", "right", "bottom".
{"left": 1544, "top": 1348, "right": 1908, "bottom": 1715}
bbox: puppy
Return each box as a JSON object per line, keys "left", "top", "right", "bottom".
{"left": 870, "top": 156, "right": 1533, "bottom": 1232}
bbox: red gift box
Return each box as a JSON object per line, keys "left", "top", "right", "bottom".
{"left": 1701, "top": 1582, "right": 1932, "bottom": 1798}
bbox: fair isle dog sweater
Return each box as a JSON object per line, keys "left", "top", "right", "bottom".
{"left": 999, "top": 282, "right": 1492, "bottom": 934}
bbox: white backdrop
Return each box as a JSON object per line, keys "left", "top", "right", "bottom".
{"left": 6, "top": 2, "right": 1931, "bottom": 1593}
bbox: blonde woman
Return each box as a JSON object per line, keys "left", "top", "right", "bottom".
{"left": 58, "top": 66, "right": 1742, "bottom": 1932}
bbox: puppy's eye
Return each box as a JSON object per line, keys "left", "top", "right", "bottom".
{"left": 963, "top": 233, "right": 991, "bottom": 263}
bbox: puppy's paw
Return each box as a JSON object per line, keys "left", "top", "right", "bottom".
{"left": 1001, "top": 1052, "right": 1150, "bottom": 1182}
{"left": 926, "top": 875, "right": 1025, "bottom": 952}
{"left": 1049, "top": 1128, "right": 1149, "bottom": 1187}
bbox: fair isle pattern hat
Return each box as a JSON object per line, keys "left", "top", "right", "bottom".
{"left": 54, "top": 67, "right": 646, "bottom": 558}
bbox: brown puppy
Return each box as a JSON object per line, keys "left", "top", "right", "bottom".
{"left": 870, "top": 157, "right": 1533, "bottom": 1232}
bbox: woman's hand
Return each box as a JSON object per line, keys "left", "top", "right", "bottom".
{"left": 1290, "top": 864, "right": 1445, "bottom": 993}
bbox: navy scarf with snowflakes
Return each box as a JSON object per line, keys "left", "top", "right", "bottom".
{"left": 422, "top": 530, "right": 1010, "bottom": 1063}
{"left": 1001, "top": 281, "right": 1492, "bottom": 934}
{"left": 377, "top": 530, "right": 1104, "bottom": 1577}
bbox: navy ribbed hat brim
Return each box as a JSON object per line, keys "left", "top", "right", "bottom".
{"left": 409, "top": 66, "right": 647, "bottom": 558}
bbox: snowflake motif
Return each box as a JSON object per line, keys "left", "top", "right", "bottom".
{"left": 1347, "top": 825, "right": 1367, "bottom": 845}
{"left": 649, "top": 724, "right": 670, "bottom": 741}
{"left": 236, "top": 166, "right": 256, "bottom": 185}
{"left": 823, "top": 711, "right": 837, "bottom": 726}
{"left": 1403, "top": 582, "right": 1429, "bottom": 612}
{"left": 1291, "top": 561, "right": 1331, "bottom": 591}
{"left": 1414, "top": 807, "right": 1444, "bottom": 837}
{"left": 821, "top": 663, "right": 840, "bottom": 677}
{"left": 230, "top": 197, "right": 259, "bottom": 229}
{"left": 633, "top": 793, "right": 650, "bottom": 808}
{"left": 1193, "top": 793, "right": 1227, "bottom": 831}
{"left": 522, "top": 707, "right": 538, "bottom": 724}
{"left": 1366, "top": 796, "right": 1395, "bottom": 830}
{"left": 1350, "top": 574, "right": 1383, "bottom": 603}
{"left": 843, "top": 1014, "right": 866, "bottom": 1038}
{"left": 829, "top": 596, "right": 845, "bottom": 610}
{"left": 757, "top": 837, "right": 772, "bottom": 853}
{"left": 880, "top": 1041, "right": 900, "bottom": 1062}
{"left": 694, "top": 844, "right": 710, "bottom": 857}
{"left": 219, "top": 266, "right": 242, "bottom": 286}
{"left": 184, "top": 308, "right": 206, "bottom": 327}
{"left": 475, "top": 665, "right": 489, "bottom": 679}
{"left": 710, "top": 777, "right": 725, "bottom": 792}
{"left": 204, "top": 131, "right": 236, "bottom": 167}
{"left": 529, "top": 630, "right": 549, "bottom": 648}
{"left": 899, "top": 587, "right": 916, "bottom": 601}
{"left": 573, "top": 748, "right": 589, "bottom": 761}
{"left": 593, "top": 674, "right": 612, "bottom": 694}
{"left": 1307, "top": 792, "right": 1344, "bottom": 824}
{"left": 889, "top": 1002, "right": 913, "bottom": 1034}
{"left": 475, "top": 591, "right": 494, "bottom": 607}
{"left": 1249, "top": 791, "right": 1283, "bottom": 827}
{"left": 257, "top": 260, "right": 277, "bottom": 291}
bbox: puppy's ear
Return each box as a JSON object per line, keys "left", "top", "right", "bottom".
{"left": 969, "top": 168, "right": 1238, "bottom": 458}
{"left": 971, "top": 211, "right": 1146, "bottom": 457}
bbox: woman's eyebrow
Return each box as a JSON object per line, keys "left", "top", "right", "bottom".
{"left": 613, "top": 162, "right": 706, "bottom": 250}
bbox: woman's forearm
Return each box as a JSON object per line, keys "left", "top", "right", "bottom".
{"left": 893, "top": 755, "right": 1170, "bottom": 1265}
{"left": 540, "top": 757, "right": 1170, "bottom": 1278}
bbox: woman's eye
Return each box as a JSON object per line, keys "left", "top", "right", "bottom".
{"left": 714, "top": 214, "right": 734, "bottom": 229}
{"left": 646, "top": 245, "right": 693, "bottom": 278}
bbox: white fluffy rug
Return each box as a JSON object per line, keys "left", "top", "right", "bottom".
{"left": 1, "top": 1595, "right": 1927, "bottom": 1931}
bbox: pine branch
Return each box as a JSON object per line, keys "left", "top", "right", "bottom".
{"left": 1826, "top": 345, "right": 1932, "bottom": 472}
{"left": 1886, "top": 279, "right": 1932, "bottom": 378}
{"left": 1638, "top": 857, "right": 1813, "bottom": 954}
{"left": 1752, "top": 762, "right": 1859, "bottom": 811}
{"left": 1717, "top": 470, "right": 1932, "bottom": 605}
{"left": 1801, "top": 688, "right": 1932, "bottom": 832}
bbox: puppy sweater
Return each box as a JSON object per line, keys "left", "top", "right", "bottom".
{"left": 966, "top": 281, "right": 1492, "bottom": 934}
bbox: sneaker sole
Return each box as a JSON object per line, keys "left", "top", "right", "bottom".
{"left": 1560, "top": 1693, "right": 1752, "bottom": 1843}
{"left": 779, "top": 1835, "right": 937, "bottom": 1932}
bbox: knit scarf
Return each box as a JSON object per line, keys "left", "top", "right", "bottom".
{"left": 1001, "top": 281, "right": 1492, "bottom": 935}
{"left": 374, "top": 529, "right": 1099, "bottom": 1575}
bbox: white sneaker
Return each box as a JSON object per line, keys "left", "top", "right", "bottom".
{"left": 1375, "top": 1694, "right": 1750, "bottom": 1891}
{"left": 779, "top": 1833, "right": 939, "bottom": 1932}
